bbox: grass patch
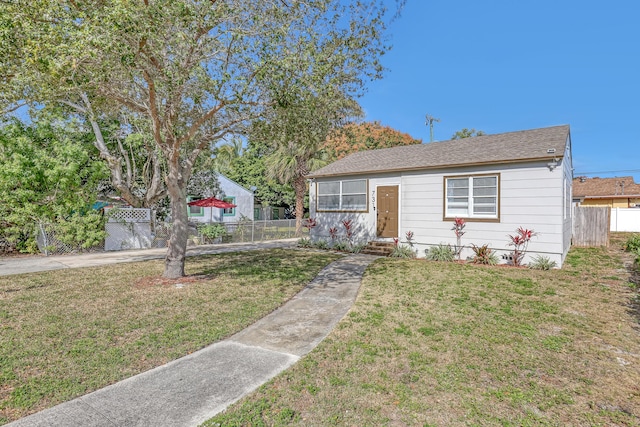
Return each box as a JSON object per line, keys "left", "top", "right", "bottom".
{"left": 0, "top": 248, "right": 340, "bottom": 424}
{"left": 205, "top": 235, "right": 640, "bottom": 426}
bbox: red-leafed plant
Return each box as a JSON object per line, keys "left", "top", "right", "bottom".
{"left": 342, "top": 219, "right": 354, "bottom": 246}
{"left": 329, "top": 227, "right": 338, "bottom": 242}
{"left": 507, "top": 227, "right": 538, "bottom": 267}
{"left": 393, "top": 237, "right": 399, "bottom": 247}
{"left": 302, "top": 217, "right": 317, "bottom": 232}
{"left": 451, "top": 217, "right": 466, "bottom": 260}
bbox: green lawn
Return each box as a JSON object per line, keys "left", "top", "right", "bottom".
{"left": 0, "top": 249, "right": 340, "bottom": 425}
{"left": 205, "top": 237, "right": 640, "bottom": 426}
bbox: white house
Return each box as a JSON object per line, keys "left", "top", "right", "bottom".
{"left": 188, "top": 174, "right": 255, "bottom": 223}
{"left": 307, "top": 125, "right": 573, "bottom": 267}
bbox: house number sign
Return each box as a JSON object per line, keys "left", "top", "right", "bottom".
{"left": 371, "top": 190, "right": 376, "bottom": 211}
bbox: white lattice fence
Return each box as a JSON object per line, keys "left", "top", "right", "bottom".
{"left": 104, "top": 208, "right": 153, "bottom": 251}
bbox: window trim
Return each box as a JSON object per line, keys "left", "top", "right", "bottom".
{"left": 443, "top": 173, "right": 500, "bottom": 222}
{"left": 316, "top": 179, "right": 369, "bottom": 213}
{"left": 187, "top": 196, "right": 205, "bottom": 217}
{"left": 223, "top": 196, "right": 236, "bottom": 216}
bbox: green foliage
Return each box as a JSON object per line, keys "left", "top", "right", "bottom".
{"left": 198, "top": 223, "right": 227, "bottom": 240}
{"left": 313, "top": 239, "right": 329, "bottom": 250}
{"left": 297, "top": 238, "right": 312, "bottom": 248}
{"left": 624, "top": 234, "right": 640, "bottom": 252}
{"left": 451, "top": 128, "right": 486, "bottom": 139}
{"left": 470, "top": 244, "right": 499, "bottom": 265}
{"left": 224, "top": 139, "right": 296, "bottom": 210}
{"left": 53, "top": 211, "right": 107, "bottom": 249}
{"left": 529, "top": 255, "right": 558, "bottom": 270}
{"left": 0, "top": 119, "right": 108, "bottom": 252}
{"left": 332, "top": 241, "right": 350, "bottom": 252}
{"left": 350, "top": 243, "right": 366, "bottom": 254}
{"left": 390, "top": 245, "right": 416, "bottom": 259}
{"left": 425, "top": 244, "right": 455, "bottom": 262}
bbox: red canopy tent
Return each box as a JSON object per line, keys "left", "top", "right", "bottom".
{"left": 188, "top": 197, "right": 237, "bottom": 223}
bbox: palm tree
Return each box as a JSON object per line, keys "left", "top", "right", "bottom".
{"left": 262, "top": 90, "right": 361, "bottom": 235}
{"left": 266, "top": 140, "right": 327, "bottom": 235}
{"left": 212, "top": 137, "right": 244, "bottom": 173}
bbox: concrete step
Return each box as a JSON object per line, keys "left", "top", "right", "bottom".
{"left": 360, "top": 241, "right": 395, "bottom": 257}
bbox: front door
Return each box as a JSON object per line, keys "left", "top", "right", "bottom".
{"left": 377, "top": 185, "right": 398, "bottom": 238}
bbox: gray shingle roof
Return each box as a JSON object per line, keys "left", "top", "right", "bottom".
{"left": 308, "top": 125, "right": 570, "bottom": 178}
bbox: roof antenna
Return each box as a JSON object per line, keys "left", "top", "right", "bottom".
{"left": 425, "top": 114, "right": 440, "bottom": 142}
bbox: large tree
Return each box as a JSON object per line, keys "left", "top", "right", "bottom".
{"left": 1, "top": 0, "right": 394, "bottom": 277}
{"left": 324, "top": 121, "right": 422, "bottom": 161}
{"left": 0, "top": 117, "right": 108, "bottom": 252}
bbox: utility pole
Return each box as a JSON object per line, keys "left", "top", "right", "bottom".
{"left": 425, "top": 114, "right": 440, "bottom": 142}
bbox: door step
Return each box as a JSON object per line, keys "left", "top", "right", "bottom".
{"left": 360, "top": 241, "right": 396, "bottom": 257}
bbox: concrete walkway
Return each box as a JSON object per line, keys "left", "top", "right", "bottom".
{"left": 6, "top": 253, "right": 378, "bottom": 427}
{"left": 0, "top": 239, "right": 298, "bottom": 276}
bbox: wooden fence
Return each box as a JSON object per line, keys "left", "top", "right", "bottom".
{"left": 572, "top": 206, "right": 610, "bottom": 247}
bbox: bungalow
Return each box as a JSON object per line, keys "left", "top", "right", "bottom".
{"left": 573, "top": 176, "right": 640, "bottom": 208}
{"left": 187, "top": 174, "right": 255, "bottom": 223}
{"left": 307, "top": 125, "right": 573, "bottom": 267}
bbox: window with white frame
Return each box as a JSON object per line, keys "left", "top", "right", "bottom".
{"left": 317, "top": 179, "right": 367, "bottom": 211}
{"left": 445, "top": 174, "right": 499, "bottom": 219}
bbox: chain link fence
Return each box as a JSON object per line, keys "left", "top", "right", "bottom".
{"left": 33, "top": 216, "right": 303, "bottom": 255}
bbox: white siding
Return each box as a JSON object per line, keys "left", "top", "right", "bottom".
{"left": 400, "top": 162, "right": 565, "bottom": 265}
{"left": 311, "top": 160, "right": 568, "bottom": 267}
{"left": 188, "top": 174, "right": 254, "bottom": 223}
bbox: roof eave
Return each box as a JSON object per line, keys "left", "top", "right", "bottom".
{"left": 307, "top": 155, "right": 564, "bottom": 179}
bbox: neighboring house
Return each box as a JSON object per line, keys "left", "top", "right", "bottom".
{"left": 188, "top": 174, "right": 255, "bottom": 223}
{"left": 253, "top": 202, "right": 287, "bottom": 220}
{"left": 573, "top": 176, "right": 640, "bottom": 208}
{"left": 307, "top": 125, "right": 573, "bottom": 267}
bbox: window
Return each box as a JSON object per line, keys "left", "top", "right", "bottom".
{"left": 223, "top": 196, "right": 236, "bottom": 216}
{"left": 187, "top": 197, "right": 204, "bottom": 217}
{"left": 317, "top": 179, "right": 367, "bottom": 212}
{"left": 444, "top": 174, "right": 499, "bottom": 220}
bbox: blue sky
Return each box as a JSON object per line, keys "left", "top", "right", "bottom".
{"left": 360, "top": 0, "right": 640, "bottom": 182}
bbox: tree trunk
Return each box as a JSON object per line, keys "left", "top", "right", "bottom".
{"left": 294, "top": 175, "right": 306, "bottom": 236}
{"left": 163, "top": 164, "right": 189, "bottom": 279}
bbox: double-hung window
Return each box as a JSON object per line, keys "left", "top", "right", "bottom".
{"left": 317, "top": 179, "right": 367, "bottom": 212}
{"left": 444, "top": 174, "right": 499, "bottom": 220}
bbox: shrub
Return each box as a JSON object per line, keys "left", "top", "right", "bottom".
{"left": 529, "top": 255, "right": 558, "bottom": 270}
{"left": 425, "top": 244, "right": 455, "bottom": 262}
{"left": 350, "top": 243, "right": 365, "bottom": 254}
{"left": 199, "top": 223, "right": 227, "bottom": 241}
{"left": 624, "top": 234, "right": 640, "bottom": 252}
{"left": 470, "top": 244, "right": 499, "bottom": 265}
{"left": 297, "top": 238, "right": 312, "bottom": 248}
{"left": 390, "top": 244, "right": 416, "bottom": 259}
{"left": 313, "top": 239, "right": 328, "bottom": 249}
{"left": 332, "top": 241, "right": 350, "bottom": 252}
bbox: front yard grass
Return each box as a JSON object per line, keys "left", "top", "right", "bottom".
{"left": 0, "top": 248, "right": 340, "bottom": 425}
{"left": 206, "top": 235, "right": 640, "bottom": 426}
